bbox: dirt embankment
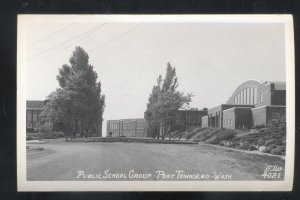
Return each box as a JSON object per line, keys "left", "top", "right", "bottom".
{"left": 167, "top": 126, "right": 286, "bottom": 156}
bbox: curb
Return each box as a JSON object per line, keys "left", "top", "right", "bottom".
{"left": 199, "top": 142, "right": 285, "bottom": 160}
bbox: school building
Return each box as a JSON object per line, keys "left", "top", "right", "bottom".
{"left": 26, "top": 100, "right": 45, "bottom": 132}
{"left": 201, "top": 80, "right": 286, "bottom": 129}
{"left": 106, "top": 118, "right": 147, "bottom": 137}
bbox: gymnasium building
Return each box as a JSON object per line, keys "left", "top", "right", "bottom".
{"left": 201, "top": 80, "right": 286, "bottom": 129}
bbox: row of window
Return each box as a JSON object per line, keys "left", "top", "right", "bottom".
{"left": 109, "top": 122, "right": 145, "bottom": 130}
{"left": 110, "top": 123, "right": 119, "bottom": 130}
{"left": 110, "top": 131, "right": 146, "bottom": 137}
{"left": 223, "top": 118, "right": 233, "bottom": 127}
{"left": 185, "top": 115, "right": 202, "bottom": 122}
{"left": 234, "top": 87, "right": 257, "bottom": 105}
{"left": 26, "top": 111, "right": 40, "bottom": 128}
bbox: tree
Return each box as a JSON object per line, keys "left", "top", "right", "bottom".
{"left": 145, "top": 76, "right": 162, "bottom": 139}
{"left": 145, "top": 62, "right": 192, "bottom": 140}
{"left": 41, "top": 46, "right": 105, "bottom": 139}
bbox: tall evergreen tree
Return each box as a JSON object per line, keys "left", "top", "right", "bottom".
{"left": 41, "top": 46, "right": 105, "bottom": 139}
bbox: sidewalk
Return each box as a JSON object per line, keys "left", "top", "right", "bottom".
{"left": 26, "top": 138, "right": 66, "bottom": 144}
{"left": 200, "top": 142, "right": 285, "bottom": 160}
{"left": 68, "top": 137, "right": 198, "bottom": 144}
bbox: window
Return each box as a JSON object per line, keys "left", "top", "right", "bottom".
{"left": 250, "top": 87, "right": 253, "bottom": 104}
{"left": 186, "top": 115, "right": 191, "bottom": 123}
{"left": 243, "top": 89, "right": 247, "bottom": 105}
{"left": 240, "top": 90, "right": 244, "bottom": 105}
{"left": 272, "top": 112, "right": 280, "bottom": 118}
{"left": 254, "top": 88, "right": 257, "bottom": 104}
{"left": 247, "top": 88, "right": 250, "bottom": 104}
{"left": 27, "top": 111, "right": 32, "bottom": 128}
{"left": 260, "top": 93, "right": 263, "bottom": 102}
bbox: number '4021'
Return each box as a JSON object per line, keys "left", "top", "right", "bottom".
{"left": 261, "top": 172, "right": 281, "bottom": 179}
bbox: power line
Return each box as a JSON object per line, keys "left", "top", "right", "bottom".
{"left": 28, "top": 23, "right": 76, "bottom": 47}
{"left": 89, "top": 23, "right": 142, "bottom": 52}
{"left": 31, "top": 23, "right": 108, "bottom": 61}
{"left": 28, "top": 56, "right": 69, "bottom": 64}
{"left": 28, "top": 23, "right": 142, "bottom": 64}
{"left": 28, "top": 23, "right": 108, "bottom": 60}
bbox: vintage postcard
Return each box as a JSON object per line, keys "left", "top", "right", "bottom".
{"left": 17, "top": 15, "right": 295, "bottom": 191}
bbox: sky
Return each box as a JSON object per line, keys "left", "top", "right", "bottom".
{"left": 25, "top": 19, "right": 286, "bottom": 136}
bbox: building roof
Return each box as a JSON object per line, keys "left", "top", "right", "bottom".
{"left": 107, "top": 118, "right": 146, "bottom": 122}
{"left": 257, "top": 81, "right": 286, "bottom": 90}
{"left": 273, "top": 82, "right": 286, "bottom": 90}
{"left": 26, "top": 100, "right": 44, "bottom": 109}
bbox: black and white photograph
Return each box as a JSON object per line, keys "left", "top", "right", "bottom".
{"left": 17, "top": 15, "right": 295, "bottom": 191}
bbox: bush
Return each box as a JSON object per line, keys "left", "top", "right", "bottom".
{"left": 219, "top": 130, "right": 237, "bottom": 140}
{"left": 205, "top": 129, "right": 236, "bottom": 144}
{"left": 237, "top": 142, "right": 250, "bottom": 150}
{"left": 205, "top": 136, "right": 218, "bottom": 144}
{"left": 264, "top": 138, "right": 277, "bottom": 146}
{"left": 262, "top": 144, "right": 276, "bottom": 153}
{"left": 43, "top": 131, "right": 64, "bottom": 139}
{"left": 270, "top": 146, "right": 285, "bottom": 155}
{"left": 259, "top": 128, "right": 269, "bottom": 134}
{"left": 220, "top": 140, "right": 232, "bottom": 146}
{"left": 255, "top": 124, "right": 265, "bottom": 129}
{"left": 249, "top": 145, "right": 258, "bottom": 151}
{"left": 257, "top": 138, "right": 265, "bottom": 146}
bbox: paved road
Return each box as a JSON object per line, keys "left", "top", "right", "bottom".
{"left": 27, "top": 141, "right": 285, "bottom": 181}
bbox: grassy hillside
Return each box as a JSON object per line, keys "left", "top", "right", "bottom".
{"left": 167, "top": 126, "right": 286, "bottom": 156}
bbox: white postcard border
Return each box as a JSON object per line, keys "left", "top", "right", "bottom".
{"left": 17, "top": 14, "right": 295, "bottom": 191}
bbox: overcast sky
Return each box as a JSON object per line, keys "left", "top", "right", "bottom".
{"left": 26, "top": 20, "right": 286, "bottom": 136}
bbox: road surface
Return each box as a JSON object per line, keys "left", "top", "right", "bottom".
{"left": 26, "top": 140, "right": 285, "bottom": 181}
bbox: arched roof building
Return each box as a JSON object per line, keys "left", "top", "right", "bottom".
{"left": 201, "top": 80, "right": 286, "bottom": 129}
{"left": 226, "top": 80, "right": 286, "bottom": 107}
{"left": 226, "top": 80, "right": 262, "bottom": 105}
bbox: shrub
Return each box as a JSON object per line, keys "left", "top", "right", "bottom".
{"left": 205, "top": 136, "right": 218, "bottom": 144}
{"left": 206, "top": 130, "right": 236, "bottom": 144}
{"left": 270, "top": 146, "right": 285, "bottom": 155}
{"left": 262, "top": 144, "right": 276, "bottom": 153}
{"left": 265, "top": 138, "right": 277, "bottom": 146}
{"left": 259, "top": 128, "right": 269, "bottom": 134}
{"left": 237, "top": 142, "right": 250, "bottom": 150}
{"left": 255, "top": 124, "right": 266, "bottom": 129}
{"left": 282, "top": 140, "right": 286, "bottom": 146}
{"left": 248, "top": 145, "right": 258, "bottom": 151}
{"left": 257, "top": 138, "right": 265, "bottom": 146}
{"left": 43, "top": 131, "right": 64, "bottom": 139}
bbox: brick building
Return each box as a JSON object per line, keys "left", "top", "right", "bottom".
{"left": 26, "top": 100, "right": 45, "bottom": 132}
{"left": 173, "top": 109, "right": 208, "bottom": 131}
{"left": 26, "top": 100, "right": 103, "bottom": 137}
{"left": 202, "top": 80, "right": 286, "bottom": 129}
{"left": 106, "top": 118, "right": 147, "bottom": 137}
